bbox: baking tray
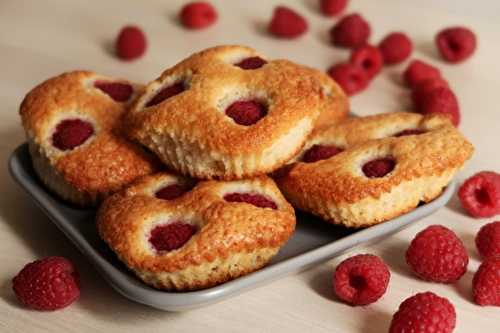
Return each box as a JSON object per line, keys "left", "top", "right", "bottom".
{"left": 8, "top": 143, "right": 455, "bottom": 311}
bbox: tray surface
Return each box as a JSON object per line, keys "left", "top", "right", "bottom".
{"left": 8, "top": 143, "right": 455, "bottom": 311}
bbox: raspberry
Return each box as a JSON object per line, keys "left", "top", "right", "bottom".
{"left": 327, "top": 63, "right": 368, "bottom": 96}
{"left": 378, "top": 32, "right": 413, "bottom": 65}
{"left": 155, "top": 183, "right": 195, "bottom": 200}
{"left": 330, "top": 13, "right": 371, "bottom": 48}
{"left": 403, "top": 60, "right": 441, "bottom": 89}
{"left": 180, "top": 2, "right": 217, "bottom": 29}
{"left": 146, "top": 82, "right": 185, "bottom": 108}
{"left": 406, "top": 225, "right": 469, "bottom": 283}
{"left": 362, "top": 158, "right": 395, "bottom": 178}
{"left": 473, "top": 257, "right": 500, "bottom": 306}
{"left": 225, "top": 100, "right": 267, "bottom": 126}
{"left": 419, "top": 87, "right": 460, "bottom": 127}
{"left": 94, "top": 81, "right": 133, "bottom": 102}
{"left": 224, "top": 193, "right": 277, "bottom": 210}
{"left": 389, "top": 292, "right": 456, "bottom": 333}
{"left": 235, "top": 57, "right": 267, "bottom": 70}
{"left": 52, "top": 119, "right": 94, "bottom": 151}
{"left": 411, "top": 77, "right": 449, "bottom": 109}
{"left": 302, "top": 144, "right": 343, "bottom": 163}
{"left": 393, "top": 129, "right": 426, "bottom": 137}
{"left": 268, "top": 6, "right": 308, "bottom": 39}
{"left": 149, "top": 222, "right": 197, "bottom": 252}
{"left": 436, "top": 26, "right": 477, "bottom": 63}
{"left": 320, "top": 0, "right": 348, "bottom": 16}
{"left": 12, "top": 257, "right": 80, "bottom": 311}
{"left": 349, "top": 45, "right": 383, "bottom": 80}
{"left": 332, "top": 254, "right": 390, "bottom": 306}
{"left": 476, "top": 221, "right": 500, "bottom": 260}
{"left": 115, "top": 25, "right": 147, "bottom": 61}
{"left": 458, "top": 171, "right": 500, "bottom": 218}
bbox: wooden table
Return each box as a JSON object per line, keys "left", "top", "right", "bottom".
{"left": 1, "top": 0, "right": 498, "bottom": 332}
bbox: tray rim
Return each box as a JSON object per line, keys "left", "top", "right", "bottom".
{"left": 8, "top": 143, "right": 456, "bottom": 311}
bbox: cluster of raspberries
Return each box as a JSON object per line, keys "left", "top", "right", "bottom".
{"left": 332, "top": 207, "right": 500, "bottom": 332}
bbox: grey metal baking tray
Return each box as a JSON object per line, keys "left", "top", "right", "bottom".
{"left": 8, "top": 143, "right": 455, "bottom": 311}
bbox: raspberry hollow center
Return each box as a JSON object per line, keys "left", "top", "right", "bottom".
{"left": 362, "top": 158, "right": 396, "bottom": 178}
{"left": 94, "top": 81, "right": 133, "bottom": 102}
{"left": 145, "top": 82, "right": 185, "bottom": 107}
{"left": 224, "top": 192, "right": 278, "bottom": 209}
{"left": 155, "top": 183, "right": 196, "bottom": 200}
{"left": 52, "top": 119, "right": 94, "bottom": 151}
{"left": 394, "top": 129, "right": 426, "bottom": 137}
{"left": 302, "top": 144, "right": 343, "bottom": 163}
{"left": 149, "top": 222, "right": 197, "bottom": 252}
{"left": 235, "top": 57, "right": 267, "bottom": 70}
{"left": 225, "top": 100, "right": 267, "bottom": 126}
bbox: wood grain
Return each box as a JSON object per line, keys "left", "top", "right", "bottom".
{"left": 0, "top": 0, "right": 498, "bottom": 332}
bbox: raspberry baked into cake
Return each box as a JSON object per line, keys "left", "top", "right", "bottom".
{"left": 97, "top": 172, "right": 295, "bottom": 291}
{"left": 19, "top": 71, "right": 159, "bottom": 206}
{"left": 275, "top": 112, "right": 474, "bottom": 227}
{"left": 125, "top": 45, "right": 347, "bottom": 180}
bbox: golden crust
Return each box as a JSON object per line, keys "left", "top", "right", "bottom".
{"left": 275, "top": 112, "right": 474, "bottom": 227}
{"left": 97, "top": 172, "right": 296, "bottom": 291}
{"left": 20, "top": 71, "right": 159, "bottom": 206}
{"left": 125, "top": 45, "right": 329, "bottom": 180}
{"left": 299, "top": 65, "right": 349, "bottom": 128}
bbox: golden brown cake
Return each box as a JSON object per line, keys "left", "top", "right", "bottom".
{"left": 19, "top": 70, "right": 159, "bottom": 207}
{"left": 125, "top": 45, "right": 344, "bottom": 180}
{"left": 275, "top": 112, "right": 474, "bottom": 228}
{"left": 97, "top": 172, "right": 295, "bottom": 291}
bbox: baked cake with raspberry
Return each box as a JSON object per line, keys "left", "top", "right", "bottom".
{"left": 275, "top": 112, "right": 474, "bottom": 227}
{"left": 97, "top": 172, "right": 295, "bottom": 291}
{"left": 20, "top": 71, "right": 159, "bottom": 207}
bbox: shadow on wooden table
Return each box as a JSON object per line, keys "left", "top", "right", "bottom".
{"left": 0, "top": 127, "right": 185, "bottom": 321}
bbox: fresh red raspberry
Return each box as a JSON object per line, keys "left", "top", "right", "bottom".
{"left": 419, "top": 87, "right": 460, "bottom": 127}
{"left": 115, "top": 25, "right": 147, "bottom": 61}
{"left": 146, "top": 82, "right": 185, "bottom": 107}
{"left": 406, "top": 225, "right": 469, "bottom": 283}
{"left": 12, "top": 257, "right": 80, "bottom": 311}
{"left": 333, "top": 254, "right": 390, "bottom": 306}
{"left": 378, "top": 32, "right": 413, "bottom": 65}
{"left": 268, "top": 6, "right": 308, "bottom": 39}
{"left": 362, "top": 158, "right": 396, "bottom": 178}
{"left": 224, "top": 193, "right": 278, "bottom": 210}
{"left": 476, "top": 221, "right": 500, "bottom": 260}
{"left": 327, "top": 63, "right": 368, "bottom": 95}
{"left": 302, "top": 144, "right": 343, "bottom": 163}
{"left": 225, "top": 100, "right": 267, "bottom": 126}
{"left": 94, "top": 81, "right": 133, "bottom": 102}
{"left": 330, "top": 13, "right": 371, "bottom": 48}
{"left": 180, "top": 2, "right": 217, "bottom": 29}
{"left": 458, "top": 171, "right": 500, "bottom": 218}
{"left": 436, "top": 26, "right": 477, "bottom": 63}
{"left": 235, "top": 57, "right": 267, "bottom": 70}
{"left": 473, "top": 257, "right": 500, "bottom": 306}
{"left": 320, "top": 0, "right": 348, "bottom": 16}
{"left": 389, "top": 292, "right": 456, "bottom": 333}
{"left": 403, "top": 60, "right": 441, "bottom": 89}
{"left": 149, "top": 222, "right": 197, "bottom": 252}
{"left": 349, "top": 45, "right": 383, "bottom": 80}
{"left": 411, "top": 77, "right": 449, "bottom": 109}
{"left": 52, "top": 119, "right": 94, "bottom": 151}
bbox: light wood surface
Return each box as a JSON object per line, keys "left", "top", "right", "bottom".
{"left": 1, "top": 0, "right": 498, "bottom": 332}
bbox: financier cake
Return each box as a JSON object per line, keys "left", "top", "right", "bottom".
{"left": 275, "top": 112, "right": 474, "bottom": 227}
{"left": 19, "top": 71, "right": 159, "bottom": 207}
{"left": 125, "top": 45, "right": 346, "bottom": 180}
{"left": 97, "top": 172, "right": 296, "bottom": 291}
